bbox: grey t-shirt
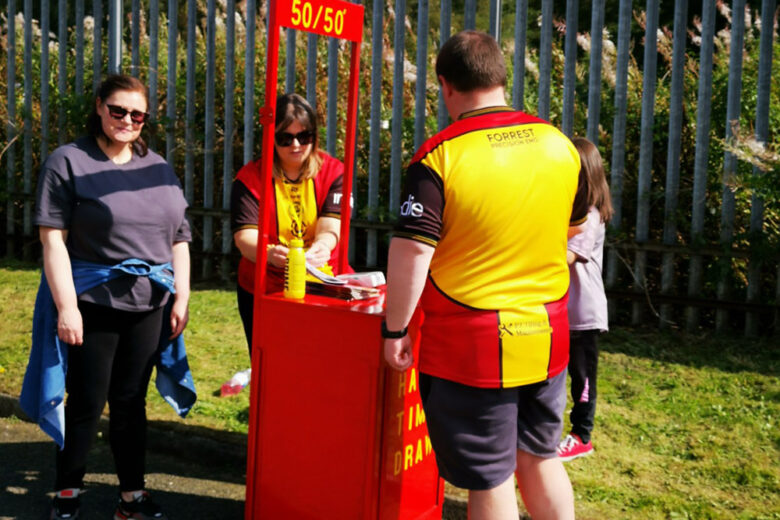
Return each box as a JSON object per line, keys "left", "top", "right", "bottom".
{"left": 35, "top": 136, "right": 191, "bottom": 311}
{"left": 567, "top": 206, "right": 608, "bottom": 332}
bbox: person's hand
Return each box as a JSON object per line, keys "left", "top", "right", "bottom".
{"left": 305, "top": 241, "right": 331, "bottom": 268}
{"left": 384, "top": 335, "right": 414, "bottom": 371}
{"left": 57, "top": 306, "right": 83, "bottom": 346}
{"left": 267, "top": 244, "right": 289, "bottom": 268}
{"left": 169, "top": 295, "right": 189, "bottom": 339}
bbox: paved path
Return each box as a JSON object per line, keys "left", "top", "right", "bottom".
{"left": 1, "top": 416, "right": 469, "bottom": 520}
{"left": 1, "top": 417, "right": 245, "bottom": 520}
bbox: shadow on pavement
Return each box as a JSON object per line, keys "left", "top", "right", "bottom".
{"left": 0, "top": 419, "right": 245, "bottom": 520}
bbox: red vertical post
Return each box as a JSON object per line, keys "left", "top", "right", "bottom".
{"left": 338, "top": 40, "right": 362, "bottom": 274}
{"left": 245, "top": 1, "right": 280, "bottom": 517}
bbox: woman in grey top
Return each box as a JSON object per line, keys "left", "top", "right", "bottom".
{"left": 36, "top": 74, "right": 190, "bottom": 520}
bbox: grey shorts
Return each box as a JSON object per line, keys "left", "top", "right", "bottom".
{"left": 419, "top": 370, "right": 567, "bottom": 490}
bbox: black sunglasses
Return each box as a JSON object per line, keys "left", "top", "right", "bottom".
{"left": 106, "top": 104, "right": 150, "bottom": 124}
{"left": 275, "top": 130, "right": 314, "bottom": 147}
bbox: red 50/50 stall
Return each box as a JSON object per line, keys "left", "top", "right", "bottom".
{"left": 244, "top": 1, "right": 445, "bottom": 518}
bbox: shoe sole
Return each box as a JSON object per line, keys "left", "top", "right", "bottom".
{"left": 51, "top": 506, "right": 79, "bottom": 520}
{"left": 51, "top": 513, "right": 79, "bottom": 520}
{"left": 558, "top": 448, "right": 593, "bottom": 462}
{"left": 114, "top": 511, "right": 167, "bottom": 520}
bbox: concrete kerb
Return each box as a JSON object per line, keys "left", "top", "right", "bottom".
{"left": 0, "top": 393, "right": 469, "bottom": 517}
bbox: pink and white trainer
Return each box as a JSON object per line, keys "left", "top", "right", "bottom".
{"left": 557, "top": 433, "right": 593, "bottom": 462}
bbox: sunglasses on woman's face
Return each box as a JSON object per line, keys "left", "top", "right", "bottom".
{"left": 106, "top": 104, "right": 150, "bottom": 124}
{"left": 275, "top": 130, "right": 314, "bottom": 147}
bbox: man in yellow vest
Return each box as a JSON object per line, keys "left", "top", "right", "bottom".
{"left": 382, "top": 30, "right": 588, "bottom": 520}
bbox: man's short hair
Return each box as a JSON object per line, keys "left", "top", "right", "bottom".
{"left": 436, "top": 30, "right": 507, "bottom": 92}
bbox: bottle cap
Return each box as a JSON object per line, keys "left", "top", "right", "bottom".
{"left": 290, "top": 238, "right": 304, "bottom": 248}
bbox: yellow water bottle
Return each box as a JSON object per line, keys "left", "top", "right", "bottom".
{"left": 284, "top": 238, "right": 306, "bottom": 299}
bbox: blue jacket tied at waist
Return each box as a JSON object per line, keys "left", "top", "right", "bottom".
{"left": 19, "top": 258, "right": 197, "bottom": 448}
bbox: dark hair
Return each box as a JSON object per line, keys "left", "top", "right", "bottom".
{"left": 273, "top": 93, "right": 322, "bottom": 180}
{"left": 572, "top": 137, "right": 614, "bottom": 223}
{"left": 86, "top": 74, "right": 150, "bottom": 157}
{"left": 435, "top": 30, "right": 507, "bottom": 92}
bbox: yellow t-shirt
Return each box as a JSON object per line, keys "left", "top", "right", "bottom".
{"left": 394, "top": 106, "right": 588, "bottom": 388}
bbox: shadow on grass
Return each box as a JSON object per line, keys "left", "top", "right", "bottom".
{"left": 0, "top": 258, "right": 40, "bottom": 271}
{"left": 601, "top": 326, "right": 779, "bottom": 379}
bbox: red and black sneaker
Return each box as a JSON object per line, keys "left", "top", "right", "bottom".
{"left": 51, "top": 488, "right": 80, "bottom": 520}
{"left": 557, "top": 433, "right": 594, "bottom": 462}
{"left": 113, "top": 491, "right": 167, "bottom": 520}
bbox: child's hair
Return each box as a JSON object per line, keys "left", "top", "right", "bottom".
{"left": 572, "top": 137, "right": 614, "bottom": 223}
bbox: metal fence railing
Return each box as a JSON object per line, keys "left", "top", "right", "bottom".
{"left": 2, "top": 0, "right": 778, "bottom": 335}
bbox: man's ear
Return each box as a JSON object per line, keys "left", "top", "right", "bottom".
{"left": 438, "top": 75, "right": 454, "bottom": 98}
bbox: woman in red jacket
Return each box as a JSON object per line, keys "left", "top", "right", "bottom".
{"left": 230, "top": 93, "right": 348, "bottom": 355}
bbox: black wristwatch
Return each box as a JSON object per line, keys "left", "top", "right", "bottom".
{"left": 381, "top": 320, "right": 408, "bottom": 339}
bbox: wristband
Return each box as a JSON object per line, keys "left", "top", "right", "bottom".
{"left": 381, "top": 320, "right": 408, "bottom": 339}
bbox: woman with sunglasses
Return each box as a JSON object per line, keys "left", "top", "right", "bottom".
{"left": 27, "top": 74, "right": 192, "bottom": 520}
{"left": 231, "top": 93, "right": 349, "bottom": 356}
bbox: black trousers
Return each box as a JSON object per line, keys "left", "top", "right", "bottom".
{"left": 567, "top": 330, "right": 600, "bottom": 444}
{"left": 56, "top": 301, "right": 164, "bottom": 492}
{"left": 236, "top": 284, "right": 254, "bottom": 358}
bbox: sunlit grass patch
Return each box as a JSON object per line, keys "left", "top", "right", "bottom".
{"left": 1, "top": 261, "right": 778, "bottom": 518}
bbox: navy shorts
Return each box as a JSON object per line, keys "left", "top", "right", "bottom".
{"left": 419, "top": 370, "right": 567, "bottom": 490}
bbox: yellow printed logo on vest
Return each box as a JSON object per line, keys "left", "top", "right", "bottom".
{"left": 498, "top": 307, "right": 552, "bottom": 385}
{"left": 275, "top": 178, "right": 318, "bottom": 246}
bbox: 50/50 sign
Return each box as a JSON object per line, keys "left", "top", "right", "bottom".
{"left": 278, "top": 0, "right": 364, "bottom": 42}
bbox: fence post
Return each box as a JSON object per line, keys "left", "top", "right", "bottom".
{"left": 149, "top": 0, "right": 160, "bottom": 141}
{"left": 306, "top": 33, "right": 318, "bottom": 109}
{"left": 488, "top": 0, "right": 501, "bottom": 40}
{"left": 165, "top": 0, "right": 177, "bottom": 164}
{"left": 511, "top": 0, "right": 527, "bottom": 111}
{"left": 131, "top": 0, "right": 140, "bottom": 76}
{"left": 244, "top": 0, "right": 257, "bottom": 165}
{"left": 223, "top": 0, "right": 237, "bottom": 280}
{"left": 40, "top": 0, "right": 50, "bottom": 163}
{"left": 75, "top": 0, "right": 84, "bottom": 97}
{"left": 93, "top": 0, "right": 102, "bottom": 92}
{"left": 5, "top": 0, "right": 16, "bottom": 256}
{"left": 365, "top": 0, "right": 385, "bottom": 268}
{"left": 686, "top": 0, "right": 716, "bottom": 331}
{"left": 745, "top": 0, "right": 776, "bottom": 337}
{"left": 586, "top": 0, "right": 605, "bottom": 145}
{"left": 561, "top": 0, "right": 578, "bottom": 137}
{"left": 537, "top": 0, "right": 552, "bottom": 120}
{"left": 285, "top": 28, "right": 296, "bottom": 92}
{"left": 437, "top": 0, "right": 451, "bottom": 131}
{"left": 22, "top": 0, "right": 32, "bottom": 256}
{"left": 464, "top": 0, "right": 476, "bottom": 30}
{"left": 184, "top": 0, "right": 196, "bottom": 204}
{"left": 717, "top": 0, "right": 746, "bottom": 332}
{"left": 632, "top": 0, "right": 659, "bottom": 326}
{"left": 326, "top": 36, "right": 338, "bottom": 155}
{"left": 203, "top": 0, "right": 217, "bottom": 279}
{"left": 605, "top": 0, "right": 632, "bottom": 319}
{"left": 414, "top": 0, "right": 429, "bottom": 150}
{"left": 388, "top": 0, "right": 406, "bottom": 219}
{"left": 107, "top": 0, "right": 121, "bottom": 74}
{"left": 57, "top": 0, "right": 67, "bottom": 146}
{"left": 659, "top": 0, "right": 688, "bottom": 329}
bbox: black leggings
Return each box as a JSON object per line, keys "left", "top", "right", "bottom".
{"left": 56, "top": 301, "right": 164, "bottom": 492}
{"left": 567, "top": 330, "right": 599, "bottom": 444}
{"left": 236, "top": 284, "right": 254, "bottom": 358}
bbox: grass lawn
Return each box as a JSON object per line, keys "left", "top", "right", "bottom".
{"left": 1, "top": 260, "right": 778, "bottom": 519}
